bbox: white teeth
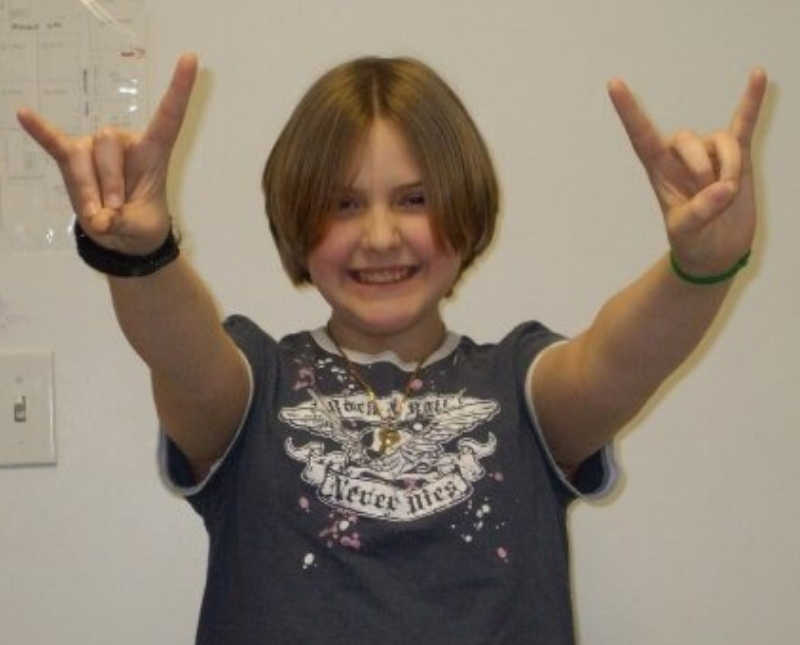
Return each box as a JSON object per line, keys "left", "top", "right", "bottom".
{"left": 354, "top": 267, "right": 413, "bottom": 284}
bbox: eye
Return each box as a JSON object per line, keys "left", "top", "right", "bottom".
{"left": 399, "top": 191, "right": 426, "bottom": 209}
{"left": 335, "top": 194, "right": 361, "bottom": 214}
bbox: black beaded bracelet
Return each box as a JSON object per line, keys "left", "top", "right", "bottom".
{"left": 74, "top": 222, "right": 179, "bottom": 277}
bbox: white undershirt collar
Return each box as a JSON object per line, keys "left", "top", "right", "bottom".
{"left": 309, "top": 327, "right": 462, "bottom": 371}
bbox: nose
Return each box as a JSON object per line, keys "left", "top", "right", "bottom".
{"left": 361, "top": 205, "right": 401, "bottom": 251}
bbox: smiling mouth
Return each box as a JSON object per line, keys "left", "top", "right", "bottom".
{"left": 350, "top": 266, "right": 419, "bottom": 285}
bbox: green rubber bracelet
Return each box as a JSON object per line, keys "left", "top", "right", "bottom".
{"left": 670, "top": 250, "right": 751, "bottom": 285}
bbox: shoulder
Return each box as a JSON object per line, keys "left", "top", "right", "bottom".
{"left": 223, "top": 315, "right": 315, "bottom": 365}
{"left": 223, "top": 314, "right": 275, "bottom": 346}
{"left": 501, "top": 320, "right": 564, "bottom": 349}
{"left": 453, "top": 322, "right": 564, "bottom": 372}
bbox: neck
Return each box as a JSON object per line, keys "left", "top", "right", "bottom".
{"left": 326, "top": 316, "right": 446, "bottom": 364}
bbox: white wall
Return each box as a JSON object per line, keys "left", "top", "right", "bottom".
{"left": 2, "top": 0, "right": 798, "bottom": 643}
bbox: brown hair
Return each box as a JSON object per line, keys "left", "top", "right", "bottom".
{"left": 262, "top": 56, "right": 499, "bottom": 285}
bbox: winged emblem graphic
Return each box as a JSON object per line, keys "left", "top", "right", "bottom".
{"left": 282, "top": 389, "right": 499, "bottom": 481}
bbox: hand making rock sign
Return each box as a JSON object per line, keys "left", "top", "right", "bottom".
{"left": 16, "top": 53, "right": 199, "bottom": 256}
{"left": 608, "top": 69, "right": 767, "bottom": 278}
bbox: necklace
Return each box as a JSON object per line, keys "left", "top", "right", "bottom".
{"left": 326, "top": 325, "right": 434, "bottom": 456}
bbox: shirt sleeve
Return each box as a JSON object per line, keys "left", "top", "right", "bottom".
{"left": 511, "top": 323, "right": 620, "bottom": 502}
{"left": 156, "top": 315, "right": 276, "bottom": 508}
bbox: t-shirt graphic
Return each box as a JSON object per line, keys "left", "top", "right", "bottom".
{"left": 281, "top": 386, "right": 500, "bottom": 522}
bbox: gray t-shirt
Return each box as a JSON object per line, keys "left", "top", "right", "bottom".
{"left": 160, "top": 315, "right": 616, "bottom": 644}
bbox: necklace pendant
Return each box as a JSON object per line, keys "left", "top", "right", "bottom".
{"left": 378, "top": 427, "right": 400, "bottom": 455}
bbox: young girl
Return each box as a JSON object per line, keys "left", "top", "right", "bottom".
{"left": 18, "top": 54, "right": 766, "bottom": 644}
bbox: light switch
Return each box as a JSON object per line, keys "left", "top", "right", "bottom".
{"left": 0, "top": 351, "right": 56, "bottom": 466}
{"left": 14, "top": 395, "right": 27, "bottom": 422}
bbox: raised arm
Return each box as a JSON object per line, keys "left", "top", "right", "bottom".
{"left": 18, "top": 54, "right": 249, "bottom": 480}
{"left": 532, "top": 69, "right": 768, "bottom": 472}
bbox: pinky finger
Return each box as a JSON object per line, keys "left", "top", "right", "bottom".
{"left": 667, "top": 181, "right": 735, "bottom": 238}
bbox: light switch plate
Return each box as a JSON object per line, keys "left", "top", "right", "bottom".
{"left": 0, "top": 351, "right": 56, "bottom": 466}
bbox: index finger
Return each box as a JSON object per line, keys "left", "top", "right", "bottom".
{"left": 729, "top": 68, "right": 767, "bottom": 148}
{"left": 607, "top": 78, "right": 666, "bottom": 166}
{"left": 142, "top": 53, "right": 199, "bottom": 149}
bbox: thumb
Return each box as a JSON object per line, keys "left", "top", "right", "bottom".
{"left": 667, "top": 180, "right": 735, "bottom": 238}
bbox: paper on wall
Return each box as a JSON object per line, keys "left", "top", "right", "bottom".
{"left": 0, "top": 0, "right": 147, "bottom": 251}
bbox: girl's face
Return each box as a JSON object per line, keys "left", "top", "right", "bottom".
{"left": 307, "top": 118, "right": 461, "bottom": 356}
